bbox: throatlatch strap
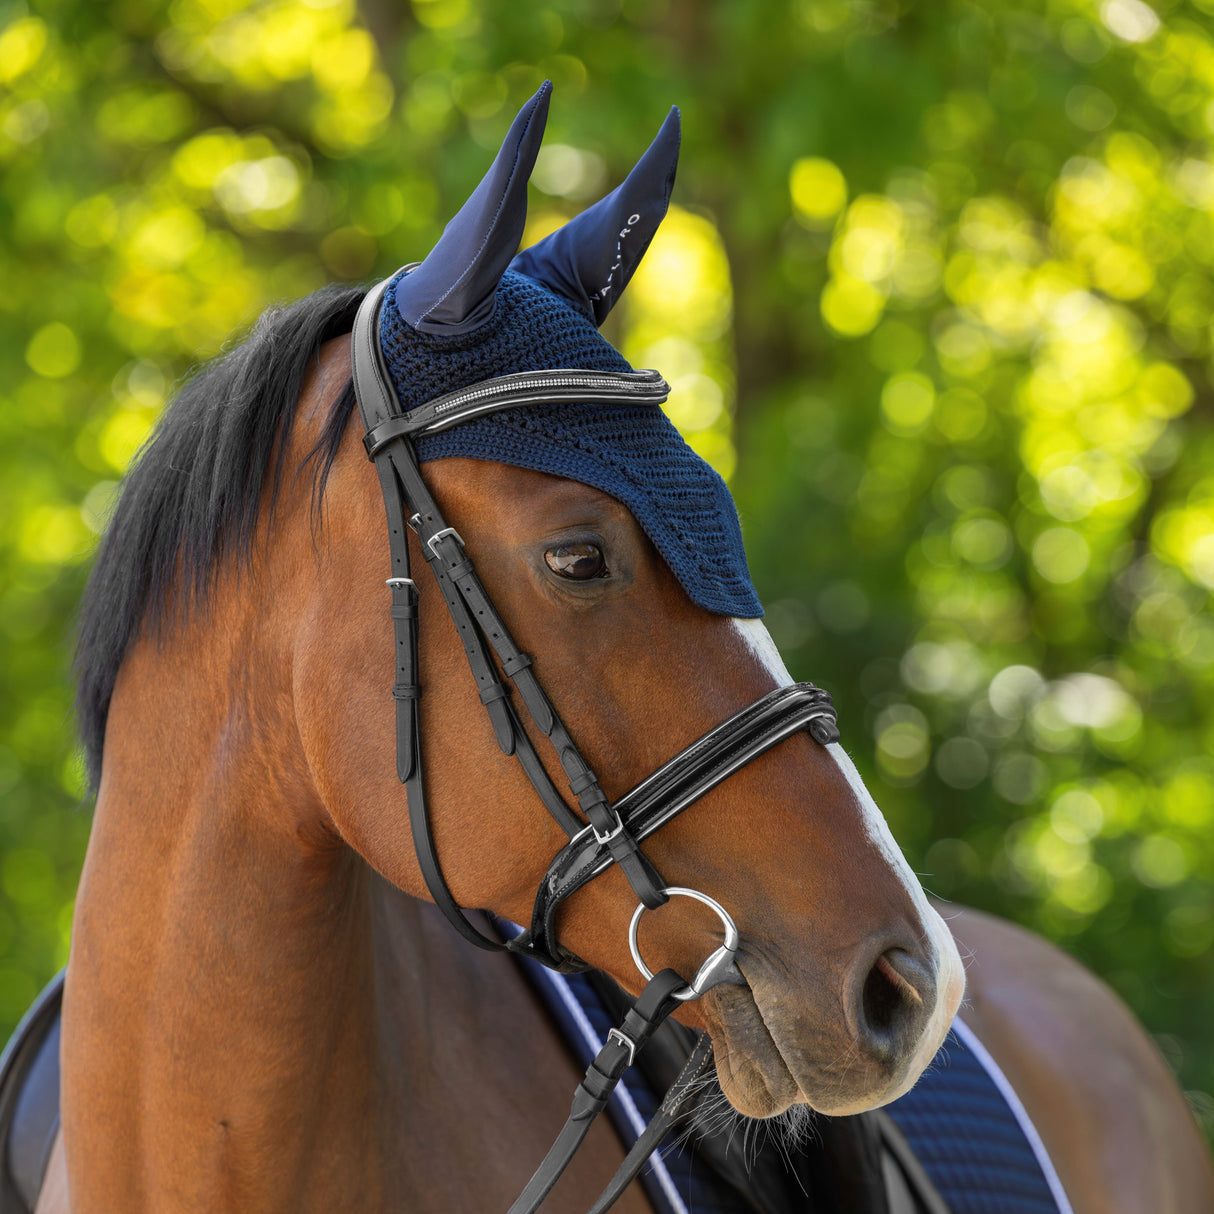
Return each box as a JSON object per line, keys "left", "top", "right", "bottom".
{"left": 506, "top": 969, "right": 688, "bottom": 1214}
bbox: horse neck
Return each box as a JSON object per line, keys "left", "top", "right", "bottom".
{"left": 61, "top": 353, "right": 651, "bottom": 1212}
{"left": 66, "top": 653, "right": 631, "bottom": 1214}
{"left": 59, "top": 402, "right": 450, "bottom": 1204}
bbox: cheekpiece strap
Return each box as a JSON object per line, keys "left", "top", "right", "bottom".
{"left": 351, "top": 280, "right": 672, "bottom": 963}
{"left": 350, "top": 274, "right": 850, "bottom": 1212}
{"left": 353, "top": 281, "right": 507, "bottom": 955}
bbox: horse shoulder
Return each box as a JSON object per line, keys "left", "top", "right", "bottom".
{"left": 941, "top": 902, "right": 1214, "bottom": 1214}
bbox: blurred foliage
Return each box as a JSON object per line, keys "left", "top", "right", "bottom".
{"left": 1, "top": 0, "right": 1213, "bottom": 1143}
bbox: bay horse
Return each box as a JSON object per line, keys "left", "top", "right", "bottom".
{"left": 10, "top": 85, "right": 1213, "bottom": 1214}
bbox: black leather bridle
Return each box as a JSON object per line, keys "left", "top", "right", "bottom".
{"left": 350, "top": 278, "right": 841, "bottom": 1212}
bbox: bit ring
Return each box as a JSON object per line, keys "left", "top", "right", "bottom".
{"left": 628, "top": 887, "right": 740, "bottom": 1002}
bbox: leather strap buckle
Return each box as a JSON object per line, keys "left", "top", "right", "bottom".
{"left": 427, "top": 527, "right": 465, "bottom": 556}
{"left": 606, "top": 1027, "right": 637, "bottom": 1067}
{"left": 592, "top": 811, "right": 626, "bottom": 846}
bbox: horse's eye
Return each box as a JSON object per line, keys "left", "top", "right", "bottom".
{"left": 544, "top": 542, "right": 608, "bottom": 580}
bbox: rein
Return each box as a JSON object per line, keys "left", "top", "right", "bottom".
{"left": 350, "top": 278, "right": 841, "bottom": 1212}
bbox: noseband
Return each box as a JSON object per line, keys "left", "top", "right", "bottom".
{"left": 351, "top": 279, "right": 841, "bottom": 1212}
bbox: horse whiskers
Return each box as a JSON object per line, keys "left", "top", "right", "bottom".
{"left": 665, "top": 1070, "right": 820, "bottom": 1181}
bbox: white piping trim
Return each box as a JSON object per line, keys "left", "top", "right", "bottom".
{"left": 952, "top": 1017, "right": 1075, "bottom": 1214}
{"left": 537, "top": 965, "right": 689, "bottom": 1214}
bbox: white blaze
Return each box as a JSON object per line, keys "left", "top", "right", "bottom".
{"left": 731, "top": 617, "right": 966, "bottom": 1090}
{"left": 732, "top": 616, "right": 795, "bottom": 687}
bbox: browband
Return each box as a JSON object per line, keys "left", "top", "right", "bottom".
{"left": 364, "top": 368, "right": 669, "bottom": 455}
{"left": 352, "top": 279, "right": 674, "bottom": 967}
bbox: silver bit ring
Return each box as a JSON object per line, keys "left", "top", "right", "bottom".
{"left": 628, "top": 887, "right": 741, "bottom": 1002}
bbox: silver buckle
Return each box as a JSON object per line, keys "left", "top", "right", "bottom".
{"left": 592, "top": 811, "right": 626, "bottom": 846}
{"left": 628, "top": 887, "right": 742, "bottom": 1002}
{"left": 607, "top": 1027, "right": 637, "bottom": 1067}
{"left": 427, "top": 527, "right": 465, "bottom": 556}
{"left": 385, "top": 577, "right": 415, "bottom": 589}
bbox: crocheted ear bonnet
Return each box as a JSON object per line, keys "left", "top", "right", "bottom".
{"left": 378, "top": 83, "right": 762, "bottom": 619}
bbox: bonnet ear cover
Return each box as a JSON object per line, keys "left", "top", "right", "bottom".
{"left": 380, "top": 90, "right": 764, "bottom": 621}
{"left": 394, "top": 82, "right": 552, "bottom": 336}
{"left": 512, "top": 107, "right": 681, "bottom": 326}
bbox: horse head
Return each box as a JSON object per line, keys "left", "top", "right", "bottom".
{"left": 68, "top": 90, "right": 964, "bottom": 1214}
{"left": 293, "top": 83, "right": 965, "bottom": 1120}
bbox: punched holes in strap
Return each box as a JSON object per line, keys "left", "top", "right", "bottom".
{"left": 386, "top": 576, "right": 419, "bottom": 782}
{"left": 352, "top": 282, "right": 674, "bottom": 953}
{"left": 425, "top": 533, "right": 473, "bottom": 582}
{"left": 477, "top": 681, "right": 518, "bottom": 755}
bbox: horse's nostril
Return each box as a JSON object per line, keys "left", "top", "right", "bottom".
{"left": 858, "top": 947, "right": 934, "bottom": 1063}
{"left": 863, "top": 958, "right": 905, "bottom": 1036}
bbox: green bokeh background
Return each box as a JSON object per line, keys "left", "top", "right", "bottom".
{"left": 2, "top": 0, "right": 1212, "bottom": 1143}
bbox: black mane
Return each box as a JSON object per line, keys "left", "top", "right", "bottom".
{"left": 75, "top": 284, "right": 367, "bottom": 789}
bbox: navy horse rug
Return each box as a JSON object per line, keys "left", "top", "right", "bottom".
{"left": 515, "top": 948, "right": 1075, "bottom": 1214}
{"left": 1, "top": 961, "right": 1074, "bottom": 1214}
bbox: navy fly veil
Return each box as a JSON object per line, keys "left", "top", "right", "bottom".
{"left": 377, "top": 81, "right": 762, "bottom": 620}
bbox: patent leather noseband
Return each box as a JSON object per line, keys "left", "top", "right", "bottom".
{"left": 350, "top": 278, "right": 841, "bottom": 1213}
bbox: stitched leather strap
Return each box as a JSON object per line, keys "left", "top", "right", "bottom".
{"left": 351, "top": 283, "right": 670, "bottom": 960}
{"left": 354, "top": 282, "right": 509, "bottom": 953}
{"left": 349, "top": 277, "right": 854, "bottom": 1212}
{"left": 523, "top": 683, "right": 838, "bottom": 962}
{"left": 506, "top": 969, "right": 688, "bottom": 1214}
{"left": 350, "top": 279, "right": 398, "bottom": 431}
{"left": 364, "top": 367, "right": 668, "bottom": 454}
{"left": 585, "top": 1031, "right": 715, "bottom": 1214}
{"left": 387, "top": 439, "right": 670, "bottom": 918}
{"left": 352, "top": 283, "right": 842, "bottom": 968}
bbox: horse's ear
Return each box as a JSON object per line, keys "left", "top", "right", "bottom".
{"left": 394, "top": 82, "right": 552, "bottom": 336}
{"left": 511, "top": 107, "right": 680, "bottom": 326}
